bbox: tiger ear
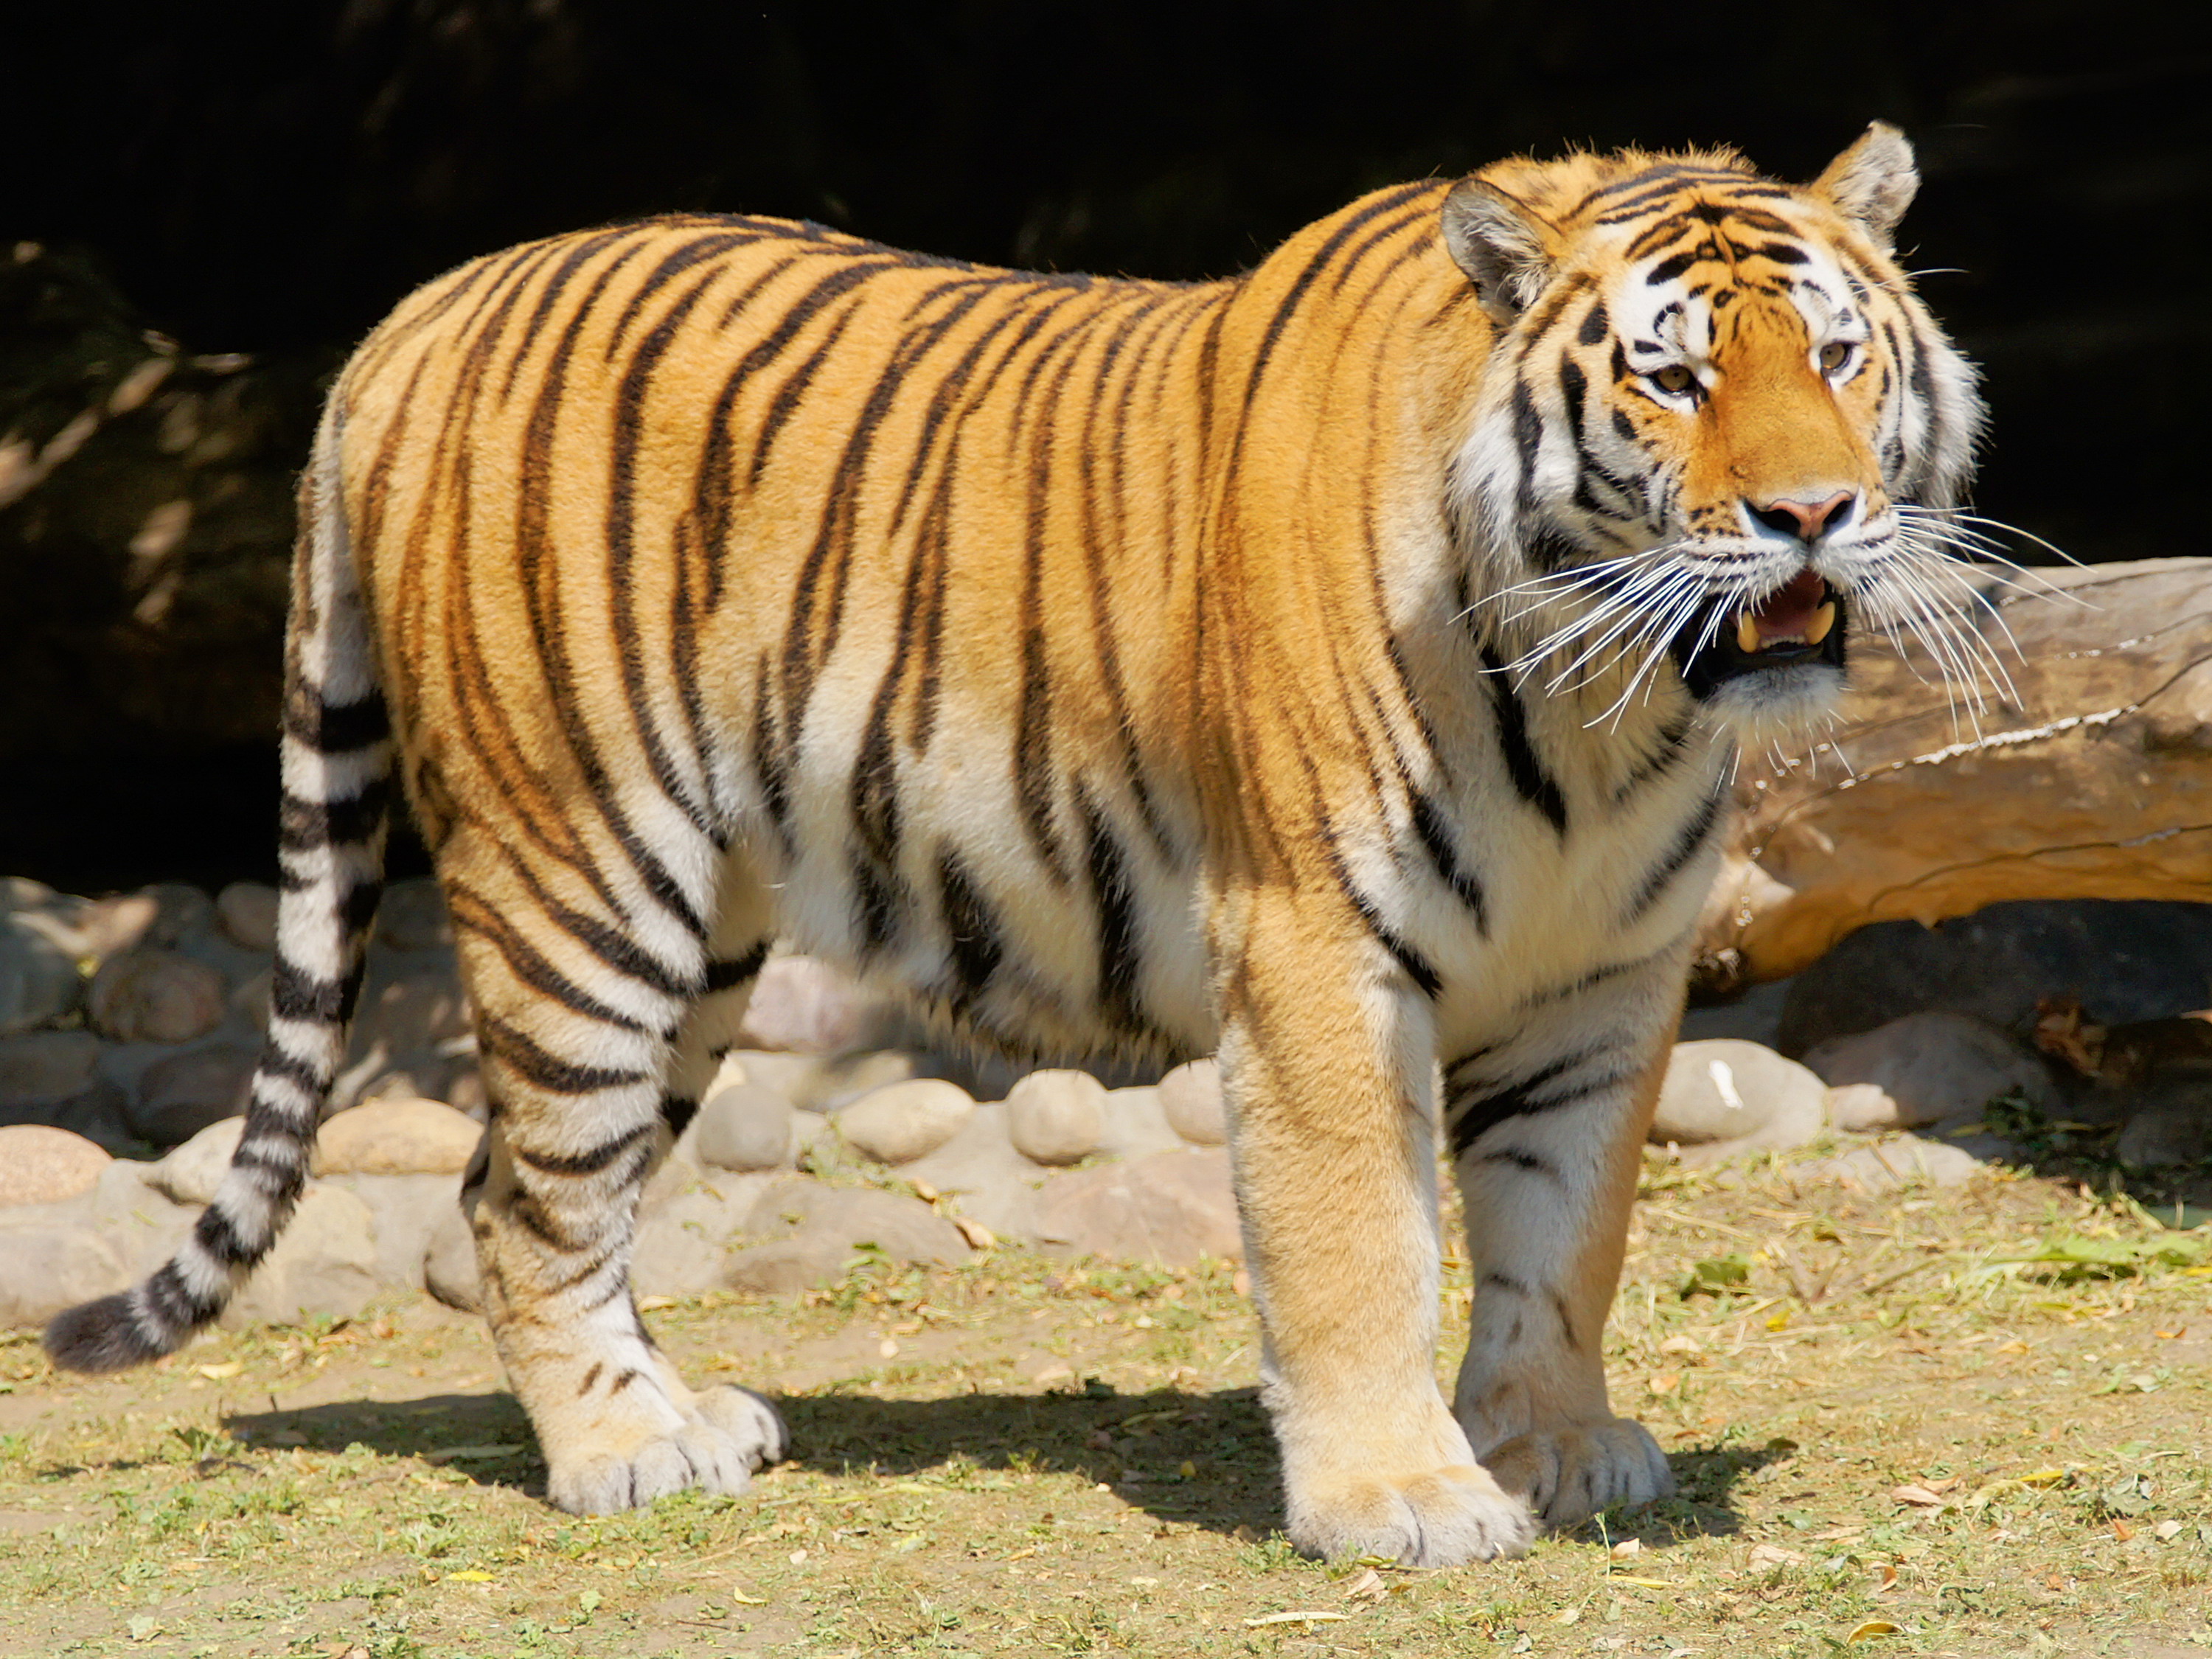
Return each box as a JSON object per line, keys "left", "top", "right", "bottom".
{"left": 1814, "top": 122, "right": 1919, "bottom": 253}
{"left": 1441, "top": 178, "right": 1558, "bottom": 326}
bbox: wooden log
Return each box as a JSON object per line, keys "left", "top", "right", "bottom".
{"left": 1695, "top": 557, "right": 2212, "bottom": 990}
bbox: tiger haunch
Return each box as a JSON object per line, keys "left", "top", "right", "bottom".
{"left": 49, "top": 125, "right": 1984, "bottom": 1562}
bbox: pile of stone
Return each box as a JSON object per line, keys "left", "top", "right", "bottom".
{"left": 7, "top": 871, "right": 2212, "bottom": 1340}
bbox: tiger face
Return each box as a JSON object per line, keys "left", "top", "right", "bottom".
{"left": 1444, "top": 124, "right": 1986, "bottom": 739}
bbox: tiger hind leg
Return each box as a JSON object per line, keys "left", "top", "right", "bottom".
{"left": 449, "top": 849, "right": 786, "bottom": 1513}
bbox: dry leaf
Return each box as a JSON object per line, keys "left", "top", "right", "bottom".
{"left": 1747, "top": 1543, "right": 1805, "bottom": 1569}
{"left": 1888, "top": 1484, "right": 1950, "bottom": 1509}
{"left": 1243, "top": 1611, "right": 1349, "bottom": 1628}
{"left": 2112, "top": 1518, "right": 2135, "bottom": 1541}
{"left": 1609, "top": 1538, "right": 1644, "bottom": 1557}
{"left": 1846, "top": 1620, "right": 1903, "bottom": 1642}
{"left": 1874, "top": 1563, "right": 1899, "bottom": 1594}
{"left": 2033, "top": 995, "right": 2105, "bottom": 1076}
{"left": 1647, "top": 1370, "right": 1682, "bottom": 1397}
{"left": 877, "top": 1338, "right": 900, "bottom": 1358}
{"left": 1340, "top": 1568, "right": 1387, "bottom": 1602}
{"left": 195, "top": 1362, "right": 242, "bottom": 1380}
{"left": 443, "top": 1570, "right": 495, "bottom": 1582}
{"left": 909, "top": 1178, "right": 939, "bottom": 1203}
{"left": 1231, "top": 1269, "right": 1252, "bottom": 1295}
{"left": 1608, "top": 1575, "right": 1674, "bottom": 1590}
{"left": 636, "top": 1294, "right": 676, "bottom": 1312}
{"left": 952, "top": 1216, "right": 996, "bottom": 1249}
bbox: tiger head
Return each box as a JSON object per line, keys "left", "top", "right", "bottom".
{"left": 1442, "top": 124, "right": 1987, "bottom": 740}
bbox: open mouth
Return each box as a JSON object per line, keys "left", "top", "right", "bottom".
{"left": 1669, "top": 568, "right": 1846, "bottom": 698}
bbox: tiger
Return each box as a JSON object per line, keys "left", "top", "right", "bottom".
{"left": 46, "top": 122, "right": 1983, "bottom": 1566}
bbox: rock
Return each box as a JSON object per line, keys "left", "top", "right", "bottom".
{"left": 376, "top": 878, "right": 453, "bottom": 950}
{"left": 49, "top": 1078, "right": 134, "bottom": 1152}
{"left": 80, "top": 1160, "right": 198, "bottom": 1273}
{"left": 88, "top": 950, "right": 226, "bottom": 1043}
{"left": 1694, "top": 560, "right": 2212, "bottom": 988}
{"left": 1028, "top": 1147, "right": 1242, "bottom": 1265}
{"left": 1093, "top": 1085, "right": 1186, "bottom": 1163}
{"left": 65, "top": 892, "right": 162, "bottom": 961}
{"left": 0, "top": 1125, "right": 111, "bottom": 1206}
{"left": 0, "top": 914, "right": 82, "bottom": 1036}
{"left": 1677, "top": 976, "right": 1795, "bottom": 1048}
{"left": 1006, "top": 1068, "right": 1107, "bottom": 1166}
{"left": 1653, "top": 1040, "right": 1827, "bottom": 1154}
{"left": 229, "top": 967, "right": 273, "bottom": 1034}
{"left": 899, "top": 1102, "right": 1051, "bottom": 1238}
{"left": 1775, "top": 900, "right": 2212, "bottom": 1057}
{"left": 2115, "top": 1079, "right": 2212, "bottom": 1167}
{"left": 832, "top": 1078, "right": 975, "bottom": 1165}
{"left": 215, "top": 881, "right": 279, "bottom": 951}
{"left": 633, "top": 1172, "right": 779, "bottom": 1296}
{"left": 736, "top": 954, "right": 888, "bottom": 1054}
{"left": 221, "top": 1182, "right": 379, "bottom": 1329}
{"left": 1792, "top": 1133, "right": 1990, "bottom": 1194}
{"left": 128, "top": 1043, "right": 254, "bottom": 1145}
{"left": 423, "top": 1202, "right": 480, "bottom": 1312}
{"left": 150, "top": 1115, "right": 246, "bottom": 1204}
{"left": 1159, "top": 1059, "right": 1228, "bottom": 1145}
{"left": 0, "top": 1029, "right": 101, "bottom": 1117}
{"left": 1825, "top": 1082, "right": 1905, "bottom": 1133}
{"left": 1801, "top": 1012, "right": 2059, "bottom": 1130}
{"left": 313, "top": 1096, "right": 481, "bottom": 1175}
{"left": 694, "top": 1082, "right": 797, "bottom": 1172}
{"left": 322, "top": 1171, "right": 467, "bottom": 1290}
{"left": 728, "top": 1179, "right": 969, "bottom": 1293}
{"left": 0, "top": 1225, "right": 130, "bottom": 1329}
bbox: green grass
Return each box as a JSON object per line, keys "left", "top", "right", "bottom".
{"left": 1, "top": 1147, "right": 2209, "bottom": 1655}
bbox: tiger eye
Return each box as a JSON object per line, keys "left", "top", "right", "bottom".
{"left": 1818, "top": 341, "right": 1852, "bottom": 374}
{"left": 1653, "top": 364, "right": 1695, "bottom": 395}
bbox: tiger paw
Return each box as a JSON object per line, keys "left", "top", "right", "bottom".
{"left": 546, "top": 1384, "right": 788, "bottom": 1515}
{"left": 1481, "top": 1416, "right": 1673, "bottom": 1528}
{"left": 1286, "top": 1463, "right": 1537, "bottom": 1566}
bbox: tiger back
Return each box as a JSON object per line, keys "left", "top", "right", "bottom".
{"left": 50, "top": 125, "right": 1983, "bottom": 1565}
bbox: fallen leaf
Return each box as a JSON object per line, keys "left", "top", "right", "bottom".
{"left": 195, "top": 1362, "right": 243, "bottom": 1380}
{"left": 729, "top": 1587, "right": 768, "bottom": 1605}
{"left": 1243, "top": 1611, "right": 1349, "bottom": 1628}
{"left": 2112, "top": 1518, "right": 2135, "bottom": 1542}
{"left": 1874, "top": 1563, "right": 1899, "bottom": 1594}
{"left": 878, "top": 1338, "right": 900, "bottom": 1358}
{"left": 1846, "top": 1620, "right": 1902, "bottom": 1642}
{"left": 1647, "top": 1371, "right": 1682, "bottom": 1397}
{"left": 1747, "top": 1543, "right": 1804, "bottom": 1570}
{"left": 636, "top": 1294, "right": 677, "bottom": 1312}
{"left": 1609, "top": 1538, "right": 1644, "bottom": 1557}
{"left": 1889, "top": 1484, "right": 1950, "bottom": 1509}
{"left": 1609, "top": 1575, "right": 1675, "bottom": 1590}
{"left": 1340, "top": 1568, "right": 1387, "bottom": 1601}
{"left": 1552, "top": 1604, "right": 1582, "bottom": 1624}
{"left": 444, "top": 1569, "right": 495, "bottom": 1582}
{"left": 952, "top": 1216, "right": 995, "bottom": 1250}
{"left": 909, "top": 1178, "right": 939, "bottom": 1203}
{"left": 1231, "top": 1269, "right": 1252, "bottom": 1296}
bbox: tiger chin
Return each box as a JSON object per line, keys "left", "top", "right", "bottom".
{"left": 46, "top": 122, "right": 1984, "bottom": 1567}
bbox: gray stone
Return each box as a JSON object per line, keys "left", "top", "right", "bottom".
{"left": 150, "top": 1116, "right": 246, "bottom": 1205}
{"left": 1792, "top": 1133, "right": 1990, "bottom": 1194}
{"left": 80, "top": 1160, "right": 198, "bottom": 1274}
{"left": 133, "top": 885, "right": 218, "bottom": 950}
{"left": 898, "top": 1102, "right": 1050, "bottom": 1238}
{"left": 746, "top": 1180, "right": 968, "bottom": 1265}
{"left": 313, "top": 1096, "right": 481, "bottom": 1175}
{"left": 215, "top": 881, "right": 280, "bottom": 952}
{"left": 128, "top": 1043, "right": 254, "bottom": 1145}
{"left": 723, "top": 1235, "right": 855, "bottom": 1296}
{"left": 221, "top": 1182, "right": 379, "bottom": 1329}
{"left": 88, "top": 950, "right": 226, "bottom": 1043}
{"left": 376, "top": 878, "right": 453, "bottom": 951}
{"left": 1801, "top": 1012, "right": 2059, "bottom": 1129}
{"left": 1095, "top": 1085, "right": 1186, "bottom": 1163}
{"left": 0, "top": 1030, "right": 101, "bottom": 1116}
{"left": 1027, "top": 1147, "right": 1242, "bottom": 1266}
{"left": 423, "top": 1202, "right": 480, "bottom": 1312}
{"left": 0, "top": 915, "right": 82, "bottom": 1037}
{"left": 694, "top": 1082, "right": 798, "bottom": 1172}
{"left": 0, "top": 1125, "right": 111, "bottom": 1206}
{"left": 1677, "top": 975, "right": 1796, "bottom": 1048}
{"left": 1825, "top": 1082, "right": 1905, "bottom": 1133}
{"left": 229, "top": 967, "right": 273, "bottom": 1035}
{"left": 834, "top": 1077, "right": 975, "bottom": 1164}
{"left": 2115, "top": 1079, "right": 2212, "bottom": 1167}
{"left": 1653, "top": 1040, "right": 1827, "bottom": 1150}
{"left": 1775, "top": 900, "right": 2212, "bottom": 1057}
{"left": 720, "top": 1047, "right": 930, "bottom": 1114}
{"left": 1159, "top": 1059, "right": 1228, "bottom": 1145}
{"left": 0, "top": 1225, "right": 130, "bottom": 1329}
{"left": 323, "top": 1171, "right": 469, "bottom": 1290}
{"left": 49, "top": 1079, "right": 134, "bottom": 1153}
{"left": 633, "top": 1173, "right": 779, "bottom": 1296}
{"left": 1006, "top": 1068, "right": 1107, "bottom": 1166}
{"left": 63, "top": 892, "right": 161, "bottom": 961}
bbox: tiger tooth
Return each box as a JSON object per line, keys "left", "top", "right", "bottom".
{"left": 1804, "top": 599, "right": 1836, "bottom": 645}
{"left": 1736, "top": 611, "right": 1761, "bottom": 655}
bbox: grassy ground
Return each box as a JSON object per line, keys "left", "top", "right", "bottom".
{"left": 3, "top": 1144, "right": 2210, "bottom": 1658}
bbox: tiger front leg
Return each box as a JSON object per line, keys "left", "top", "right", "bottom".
{"left": 1444, "top": 992, "right": 1680, "bottom": 1529}
{"left": 1220, "top": 888, "right": 1537, "bottom": 1566}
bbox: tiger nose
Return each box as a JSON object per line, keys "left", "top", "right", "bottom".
{"left": 1747, "top": 490, "right": 1856, "bottom": 543}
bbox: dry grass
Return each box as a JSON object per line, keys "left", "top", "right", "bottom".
{"left": 2, "top": 1144, "right": 2209, "bottom": 1657}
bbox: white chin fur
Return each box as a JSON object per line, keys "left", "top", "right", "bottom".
{"left": 1697, "top": 662, "right": 1846, "bottom": 748}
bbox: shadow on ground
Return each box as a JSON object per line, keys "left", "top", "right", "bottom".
{"left": 219, "top": 1385, "right": 1787, "bottom": 1548}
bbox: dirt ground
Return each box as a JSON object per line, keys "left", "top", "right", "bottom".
{"left": 2, "top": 1144, "right": 2209, "bottom": 1658}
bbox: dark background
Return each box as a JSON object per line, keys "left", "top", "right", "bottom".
{"left": 4, "top": 0, "right": 2208, "bottom": 894}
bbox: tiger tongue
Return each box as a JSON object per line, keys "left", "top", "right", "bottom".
{"left": 1736, "top": 569, "right": 1832, "bottom": 653}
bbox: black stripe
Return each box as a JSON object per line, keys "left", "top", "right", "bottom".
{"left": 703, "top": 942, "right": 771, "bottom": 992}
{"left": 1478, "top": 647, "right": 1568, "bottom": 834}
{"left": 276, "top": 778, "right": 390, "bottom": 850}
{"left": 283, "top": 689, "right": 389, "bottom": 754}
{"left": 268, "top": 957, "right": 363, "bottom": 1025}
{"left": 1481, "top": 1147, "right": 1564, "bottom": 1180}
{"left": 1408, "top": 790, "right": 1487, "bottom": 929}
{"left": 1625, "top": 785, "right": 1725, "bottom": 922}
{"left": 661, "top": 1093, "right": 700, "bottom": 1139}
{"left": 512, "top": 1123, "right": 653, "bottom": 1178}
{"left": 1576, "top": 299, "right": 1610, "bottom": 347}
{"left": 1340, "top": 879, "right": 1441, "bottom": 999}
{"left": 478, "top": 1015, "right": 650, "bottom": 1096}
{"left": 1080, "top": 787, "right": 1147, "bottom": 1034}
{"left": 937, "top": 852, "right": 1004, "bottom": 1012}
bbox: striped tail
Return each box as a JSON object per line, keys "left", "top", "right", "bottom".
{"left": 46, "top": 403, "right": 392, "bottom": 1371}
